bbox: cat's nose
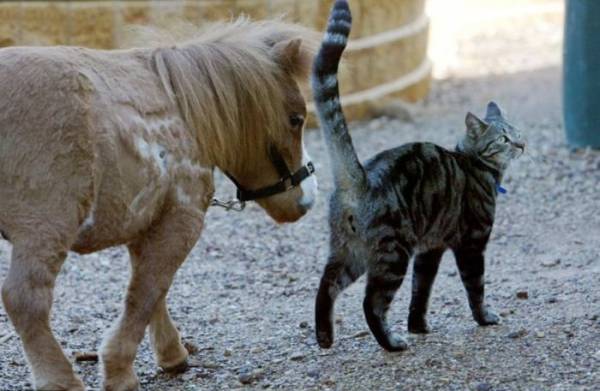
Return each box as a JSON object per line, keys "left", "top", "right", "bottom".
{"left": 514, "top": 140, "right": 526, "bottom": 150}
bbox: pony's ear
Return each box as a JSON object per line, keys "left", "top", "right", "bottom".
{"left": 465, "top": 112, "right": 488, "bottom": 139}
{"left": 270, "top": 38, "right": 307, "bottom": 77}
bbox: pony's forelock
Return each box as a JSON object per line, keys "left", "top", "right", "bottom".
{"left": 144, "top": 17, "right": 317, "bottom": 173}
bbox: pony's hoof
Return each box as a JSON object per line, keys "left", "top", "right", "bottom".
{"left": 35, "top": 375, "right": 85, "bottom": 391}
{"left": 161, "top": 357, "right": 201, "bottom": 374}
{"left": 37, "top": 377, "right": 85, "bottom": 391}
{"left": 103, "top": 372, "right": 139, "bottom": 391}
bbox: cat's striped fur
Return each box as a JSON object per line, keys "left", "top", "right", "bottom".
{"left": 312, "top": 0, "right": 525, "bottom": 351}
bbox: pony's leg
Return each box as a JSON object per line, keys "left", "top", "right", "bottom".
{"left": 315, "top": 249, "right": 365, "bottom": 348}
{"left": 148, "top": 296, "right": 189, "bottom": 372}
{"left": 363, "top": 244, "right": 411, "bottom": 352}
{"left": 407, "top": 248, "right": 445, "bottom": 333}
{"left": 452, "top": 246, "right": 499, "bottom": 326}
{"left": 101, "top": 206, "right": 204, "bottom": 391}
{"left": 2, "top": 233, "right": 83, "bottom": 390}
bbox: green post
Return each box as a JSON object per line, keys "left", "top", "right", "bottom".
{"left": 564, "top": 0, "right": 600, "bottom": 148}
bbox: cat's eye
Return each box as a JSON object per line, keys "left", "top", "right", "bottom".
{"left": 290, "top": 114, "right": 304, "bottom": 128}
{"left": 500, "top": 135, "right": 510, "bottom": 143}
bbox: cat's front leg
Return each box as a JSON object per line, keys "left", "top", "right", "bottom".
{"left": 452, "top": 246, "right": 500, "bottom": 326}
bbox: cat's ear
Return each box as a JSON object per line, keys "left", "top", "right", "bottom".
{"left": 465, "top": 112, "right": 487, "bottom": 139}
{"left": 485, "top": 101, "right": 504, "bottom": 120}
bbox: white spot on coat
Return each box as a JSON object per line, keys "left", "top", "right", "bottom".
{"left": 134, "top": 137, "right": 168, "bottom": 175}
{"left": 79, "top": 204, "right": 96, "bottom": 231}
{"left": 176, "top": 187, "right": 192, "bottom": 205}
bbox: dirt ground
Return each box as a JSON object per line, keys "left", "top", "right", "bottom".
{"left": 1, "top": 1, "right": 599, "bottom": 390}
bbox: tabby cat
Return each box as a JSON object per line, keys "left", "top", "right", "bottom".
{"left": 312, "top": 0, "right": 525, "bottom": 351}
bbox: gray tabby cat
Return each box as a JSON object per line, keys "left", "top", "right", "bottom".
{"left": 312, "top": 0, "right": 525, "bottom": 351}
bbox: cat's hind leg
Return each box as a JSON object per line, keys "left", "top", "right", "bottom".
{"left": 452, "top": 246, "right": 499, "bottom": 326}
{"left": 363, "top": 242, "right": 412, "bottom": 351}
{"left": 315, "top": 249, "right": 365, "bottom": 348}
{"left": 408, "top": 248, "right": 445, "bottom": 333}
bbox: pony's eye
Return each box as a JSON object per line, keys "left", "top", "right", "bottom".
{"left": 289, "top": 114, "right": 304, "bottom": 128}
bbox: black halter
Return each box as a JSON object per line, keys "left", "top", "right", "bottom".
{"left": 223, "top": 145, "right": 315, "bottom": 203}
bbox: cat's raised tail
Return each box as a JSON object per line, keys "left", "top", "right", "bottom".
{"left": 312, "top": 0, "right": 367, "bottom": 192}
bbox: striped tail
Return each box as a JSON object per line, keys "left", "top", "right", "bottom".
{"left": 312, "top": 0, "right": 367, "bottom": 193}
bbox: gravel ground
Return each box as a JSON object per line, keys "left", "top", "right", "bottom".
{"left": 2, "top": 2, "right": 599, "bottom": 390}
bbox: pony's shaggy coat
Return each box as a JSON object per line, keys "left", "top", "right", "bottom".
{"left": 0, "top": 19, "right": 317, "bottom": 391}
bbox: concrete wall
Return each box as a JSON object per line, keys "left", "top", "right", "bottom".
{"left": 0, "top": 0, "right": 431, "bottom": 122}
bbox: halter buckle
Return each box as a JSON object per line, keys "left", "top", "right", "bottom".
{"left": 210, "top": 198, "right": 246, "bottom": 212}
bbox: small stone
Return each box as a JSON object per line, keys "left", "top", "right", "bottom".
{"left": 546, "top": 297, "right": 558, "bottom": 304}
{"left": 541, "top": 259, "right": 561, "bottom": 268}
{"left": 507, "top": 329, "right": 527, "bottom": 339}
{"left": 238, "top": 365, "right": 263, "bottom": 385}
{"left": 238, "top": 372, "right": 253, "bottom": 385}
{"left": 290, "top": 352, "right": 305, "bottom": 361}
{"left": 183, "top": 341, "right": 199, "bottom": 355}
{"left": 299, "top": 321, "right": 309, "bottom": 329}
{"left": 322, "top": 378, "right": 336, "bottom": 387}
{"left": 476, "top": 382, "right": 493, "bottom": 391}
{"left": 73, "top": 351, "right": 98, "bottom": 362}
{"left": 307, "top": 368, "right": 320, "bottom": 379}
{"left": 516, "top": 291, "right": 529, "bottom": 299}
{"left": 181, "top": 372, "right": 196, "bottom": 382}
{"left": 253, "top": 369, "right": 265, "bottom": 380}
{"left": 535, "top": 331, "right": 545, "bottom": 338}
{"left": 223, "top": 349, "right": 233, "bottom": 357}
{"left": 350, "top": 330, "right": 370, "bottom": 339}
{"left": 201, "top": 360, "right": 219, "bottom": 369}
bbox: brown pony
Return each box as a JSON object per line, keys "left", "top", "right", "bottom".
{"left": 0, "top": 19, "right": 317, "bottom": 391}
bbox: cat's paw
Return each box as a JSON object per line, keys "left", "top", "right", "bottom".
{"left": 475, "top": 309, "right": 500, "bottom": 326}
{"left": 316, "top": 329, "right": 334, "bottom": 349}
{"left": 382, "top": 333, "right": 408, "bottom": 352}
{"left": 407, "top": 314, "right": 430, "bottom": 334}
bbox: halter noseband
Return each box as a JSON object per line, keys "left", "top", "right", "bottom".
{"left": 211, "top": 145, "right": 315, "bottom": 211}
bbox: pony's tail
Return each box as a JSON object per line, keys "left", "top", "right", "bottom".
{"left": 312, "top": 0, "right": 367, "bottom": 193}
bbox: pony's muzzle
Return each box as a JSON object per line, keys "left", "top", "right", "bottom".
{"left": 299, "top": 172, "right": 318, "bottom": 212}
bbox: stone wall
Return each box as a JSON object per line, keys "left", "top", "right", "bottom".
{"left": 0, "top": 0, "right": 430, "bottom": 122}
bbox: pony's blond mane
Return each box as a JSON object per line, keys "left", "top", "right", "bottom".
{"left": 148, "top": 18, "right": 317, "bottom": 172}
